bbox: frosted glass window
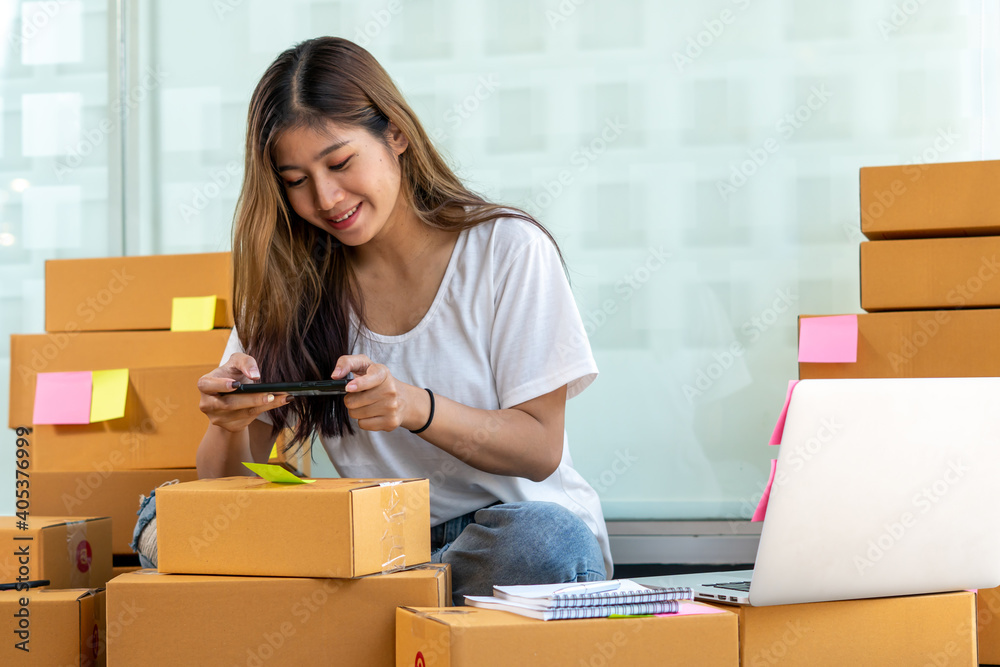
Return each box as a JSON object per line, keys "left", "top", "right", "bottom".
{"left": 0, "top": 0, "right": 997, "bottom": 523}
{"left": 248, "top": 0, "right": 304, "bottom": 55}
{"left": 131, "top": 0, "right": 998, "bottom": 517}
{"left": 22, "top": 185, "right": 82, "bottom": 249}
{"left": 20, "top": 0, "right": 82, "bottom": 65}
{"left": 20, "top": 91, "right": 82, "bottom": 156}
{"left": 20, "top": 278, "right": 43, "bottom": 334}
{"left": 0, "top": 0, "right": 111, "bottom": 513}
{"left": 0, "top": 3, "right": 15, "bottom": 69}
{"left": 160, "top": 87, "right": 222, "bottom": 153}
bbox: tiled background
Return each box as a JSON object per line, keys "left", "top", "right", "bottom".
{"left": 1, "top": 0, "right": 997, "bottom": 519}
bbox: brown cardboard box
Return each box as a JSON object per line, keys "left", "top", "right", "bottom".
{"left": 0, "top": 588, "right": 105, "bottom": 666}
{"left": 395, "top": 603, "right": 739, "bottom": 666}
{"left": 157, "top": 477, "right": 430, "bottom": 578}
{"left": 860, "top": 237, "right": 1000, "bottom": 311}
{"left": 29, "top": 364, "right": 215, "bottom": 472}
{"left": 45, "top": 251, "right": 233, "bottom": 332}
{"left": 708, "top": 591, "right": 976, "bottom": 666}
{"left": 9, "top": 329, "right": 231, "bottom": 428}
{"left": 107, "top": 564, "right": 449, "bottom": 666}
{"left": 0, "top": 517, "right": 112, "bottom": 590}
{"left": 31, "top": 470, "right": 200, "bottom": 554}
{"left": 860, "top": 159, "right": 1000, "bottom": 240}
{"left": 797, "top": 310, "right": 1000, "bottom": 379}
{"left": 977, "top": 587, "right": 1000, "bottom": 664}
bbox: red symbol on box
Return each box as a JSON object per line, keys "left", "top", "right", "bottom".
{"left": 76, "top": 540, "right": 92, "bottom": 573}
{"left": 91, "top": 624, "right": 100, "bottom": 657}
{"left": 415, "top": 651, "right": 426, "bottom": 667}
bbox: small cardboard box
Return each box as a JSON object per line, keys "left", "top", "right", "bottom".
{"left": 977, "top": 587, "right": 1000, "bottom": 664}
{"left": 107, "top": 564, "right": 449, "bottom": 666}
{"left": 157, "top": 477, "right": 430, "bottom": 578}
{"left": 30, "top": 469, "right": 200, "bottom": 554}
{"left": 0, "top": 588, "right": 105, "bottom": 666}
{"left": 860, "top": 237, "right": 1000, "bottom": 311}
{"left": 45, "top": 251, "right": 232, "bottom": 333}
{"left": 798, "top": 310, "right": 1000, "bottom": 379}
{"left": 0, "top": 517, "right": 112, "bottom": 590}
{"left": 29, "top": 364, "right": 215, "bottom": 472}
{"left": 708, "top": 591, "right": 976, "bottom": 666}
{"left": 395, "top": 603, "right": 739, "bottom": 666}
{"left": 9, "top": 328, "right": 231, "bottom": 428}
{"left": 860, "top": 159, "right": 1000, "bottom": 240}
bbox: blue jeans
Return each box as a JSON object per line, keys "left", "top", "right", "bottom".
{"left": 431, "top": 501, "right": 607, "bottom": 606}
{"left": 130, "top": 486, "right": 160, "bottom": 568}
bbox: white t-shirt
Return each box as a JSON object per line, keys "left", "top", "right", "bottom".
{"left": 222, "top": 217, "right": 611, "bottom": 573}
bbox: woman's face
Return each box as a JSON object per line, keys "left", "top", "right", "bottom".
{"left": 272, "top": 119, "right": 408, "bottom": 246}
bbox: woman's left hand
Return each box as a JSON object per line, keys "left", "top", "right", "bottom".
{"left": 332, "top": 354, "right": 428, "bottom": 432}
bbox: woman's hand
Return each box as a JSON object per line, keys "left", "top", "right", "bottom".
{"left": 332, "top": 354, "right": 428, "bottom": 432}
{"left": 197, "top": 353, "right": 292, "bottom": 433}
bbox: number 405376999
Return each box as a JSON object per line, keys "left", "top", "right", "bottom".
{"left": 14, "top": 426, "right": 31, "bottom": 526}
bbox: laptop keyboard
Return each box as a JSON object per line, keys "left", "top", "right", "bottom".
{"left": 702, "top": 581, "right": 751, "bottom": 592}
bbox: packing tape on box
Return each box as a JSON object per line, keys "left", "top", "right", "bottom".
{"left": 65, "top": 520, "right": 92, "bottom": 588}
{"left": 380, "top": 481, "right": 407, "bottom": 574}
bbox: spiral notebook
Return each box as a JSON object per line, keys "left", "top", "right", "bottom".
{"left": 465, "top": 579, "right": 694, "bottom": 620}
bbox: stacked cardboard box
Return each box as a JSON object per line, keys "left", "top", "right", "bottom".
{"left": 396, "top": 604, "right": 740, "bottom": 666}
{"left": 107, "top": 476, "right": 441, "bottom": 665}
{"left": 10, "top": 253, "right": 233, "bottom": 564}
{"left": 705, "top": 591, "right": 977, "bottom": 666}
{"left": 800, "top": 159, "right": 1000, "bottom": 661}
{"left": 0, "top": 516, "right": 112, "bottom": 590}
{"left": 0, "top": 587, "right": 106, "bottom": 665}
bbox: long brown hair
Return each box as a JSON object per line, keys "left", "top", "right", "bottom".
{"left": 232, "top": 36, "right": 562, "bottom": 453}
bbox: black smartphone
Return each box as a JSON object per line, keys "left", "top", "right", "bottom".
{"left": 231, "top": 379, "right": 350, "bottom": 395}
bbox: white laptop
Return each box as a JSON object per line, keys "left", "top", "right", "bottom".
{"left": 637, "top": 377, "right": 1000, "bottom": 606}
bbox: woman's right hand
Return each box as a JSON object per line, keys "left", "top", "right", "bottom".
{"left": 197, "top": 353, "right": 292, "bottom": 433}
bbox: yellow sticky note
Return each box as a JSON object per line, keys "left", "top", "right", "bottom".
{"left": 171, "top": 295, "right": 218, "bottom": 331}
{"left": 243, "top": 461, "right": 314, "bottom": 484}
{"left": 269, "top": 444, "right": 278, "bottom": 460}
{"left": 90, "top": 369, "right": 129, "bottom": 422}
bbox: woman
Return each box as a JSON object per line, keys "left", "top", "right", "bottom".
{"left": 136, "top": 36, "right": 610, "bottom": 604}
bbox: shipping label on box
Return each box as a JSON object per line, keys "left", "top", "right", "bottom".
{"left": 798, "top": 310, "right": 1000, "bottom": 380}
{"left": 108, "top": 564, "right": 448, "bottom": 666}
{"left": 0, "top": 588, "right": 105, "bottom": 666}
{"left": 0, "top": 517, "right": 112, "bottom": 590}
{"left": 860, "top": 159, "right": 1000, "bottom": 240}
{"left": 28, "top": 364, "right": 215, "bottom": 472}
{"left": 31, "top": 470, "right": 199, "bottom": 554}
{"left": 156, "top": 477, "right": 430, "bottom": 578}
{"left": 45, "top": 251, "right": 232, "bottom": 333}
{"left": 9, "top": 329, "right": 231, "bottom": 429}
{"left": 708, "top": 591, "right": 976, "bottom": 666}
{"left": 395, "top": 603, "right": 739, "bottom": 667}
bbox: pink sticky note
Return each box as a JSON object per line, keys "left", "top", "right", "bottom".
{"left": 768, "top": 380, "right": 799, "bottom": 445}
{"left": 33, "top": 371, "right": 92, "bottom": 424}
{"left": 798, "top": 315, "right": 858, "bottom": 363}
{"left": 751, "top": 459, "right": 778, "bottom": 522}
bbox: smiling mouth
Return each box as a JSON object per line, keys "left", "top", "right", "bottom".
{"left": 329, "top": 203, "right": 359, "bottom": 223}
{"left": 326, "top": 202, "right": 361, "bottom": 230}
